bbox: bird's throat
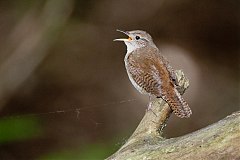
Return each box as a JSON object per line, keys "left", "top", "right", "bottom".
{"left": 125, "top": 42, "right": 140, "bottom": 53}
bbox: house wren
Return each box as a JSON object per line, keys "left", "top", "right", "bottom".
{"left": 114, "top": 30, "right": 192, "bottom": 118}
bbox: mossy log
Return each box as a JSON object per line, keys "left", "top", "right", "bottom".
{"left": 106, "top": 70, "right": 240, "bottom": 160}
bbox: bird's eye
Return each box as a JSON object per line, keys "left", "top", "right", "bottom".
{"left": 135, "top": 36, "right": 140, "bottom": 40}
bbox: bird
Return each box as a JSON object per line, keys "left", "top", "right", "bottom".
{"left": 114, "top": 29, "right": 192, "bottom": 118}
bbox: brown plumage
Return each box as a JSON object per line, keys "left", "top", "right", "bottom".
{"left": 114, "top": 30, "right": 192, "bottom": 118}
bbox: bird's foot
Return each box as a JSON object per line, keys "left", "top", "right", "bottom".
{"left": 146, "top": 102, "right": 157, "bottom": 117}
{"left": 147, "top": 101, "right": 152, "bottom": 110}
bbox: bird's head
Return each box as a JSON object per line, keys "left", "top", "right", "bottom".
{"left": 114, "top": 30, "right": 156, "bottom": 53}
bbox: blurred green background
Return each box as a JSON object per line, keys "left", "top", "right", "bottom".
{"left": 0, "top": 0, "right": 239, "bottom": 159}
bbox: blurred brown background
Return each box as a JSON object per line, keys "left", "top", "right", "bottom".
{"left": 0, "top": 0, "right": 239, "bottom": 159}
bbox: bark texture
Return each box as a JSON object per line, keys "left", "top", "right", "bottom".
{"left": 106, "top": 70, "right": 240, "bottom": 160}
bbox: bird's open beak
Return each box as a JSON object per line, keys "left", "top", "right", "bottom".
{"left": 113, "top": 29, "right": 132, "bottom": 41}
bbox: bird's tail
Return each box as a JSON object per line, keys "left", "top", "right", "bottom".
{"left": 163, "top": 89, "right": 192, "bottom": 118}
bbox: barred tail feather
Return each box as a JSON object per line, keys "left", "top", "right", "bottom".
{"left": 163, "top": 89, "right": 192, "bottom": 118}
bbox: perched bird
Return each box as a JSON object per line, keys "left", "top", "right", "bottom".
{"left": 114, "top": 30, "right": 192, "bottom": 118}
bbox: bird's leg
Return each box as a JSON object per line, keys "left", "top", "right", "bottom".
{"left": 147, "top": 96, "right": 153, "bottom": 110}
{"left": 147, "top": 96, "right": 158, "bottom": 117}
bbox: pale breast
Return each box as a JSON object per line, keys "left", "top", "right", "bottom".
{"left": 124, "top": 46, "right": 172, "bottom": 97}
{"left": 125, "top": 60, "right": 148, "bottom": 95}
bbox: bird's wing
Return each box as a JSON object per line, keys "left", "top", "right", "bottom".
{"left": 158, "top": 54, "right": 179, "bottom": 86}
{"left": 127, "top": 48, "right": 192, "bottom": 118}
{"left": 127, "top": 48, "right": 172, "bottom": 97}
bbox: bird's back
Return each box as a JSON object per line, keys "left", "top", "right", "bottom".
{"left": 125, "top": 46, "right": 192, "bottom": 118}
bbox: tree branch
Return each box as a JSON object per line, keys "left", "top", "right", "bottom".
{"left": 107, "top": 70, "right": 240, "bottom": 160}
